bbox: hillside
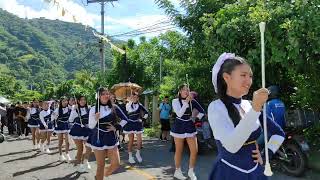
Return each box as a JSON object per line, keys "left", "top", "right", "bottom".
{"left": 0, "top": 8, "right": 123, "bottom": 92}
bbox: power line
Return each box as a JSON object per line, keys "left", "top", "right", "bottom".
{"left": 107, "top": 18, "right": 170, "bottom": 35}
{"left": 114, "top": 27, "right": 176, "bottom": 38}
{"left": 109, "top": 21, "right": 173, "bottom": 37}
{"left": 109, "top": 24, "right": 175, "bottom": 38}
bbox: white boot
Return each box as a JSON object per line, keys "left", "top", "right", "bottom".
{"left": 45, "top": 145, "right": 51, "bottom": 154}
{"left": 135, "top": 150, "right": 143, "bottom": 163}
{"left": 128, "top": 152, "right": 135, "bottom": 164}
{"left": 59, "top": 154, "right": 66, "bottom": 162}
{"left": 65, "top": 153, "right": 72, "bottom": 162}
{"left": 41, "top": 144, "right": 45, "bottom": 152}
{"left": 188, "top": 168, "right": 197, "bottom": 180}
{"left": 33, "top": 144, "right": 37, "bottom": 150}
{"left": 174, "top": 168, "right": 187, "bottom": 180}
{"left": 84, "top": 159, "right": 91, "bottom": 170}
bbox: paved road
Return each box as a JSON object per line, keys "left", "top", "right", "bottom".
{"left": 0, "top": 132, "right": 320, "bottom": 180}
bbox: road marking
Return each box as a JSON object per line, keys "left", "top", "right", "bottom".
{"left": 124, "top": 165, "right": 157, "bottom": 180}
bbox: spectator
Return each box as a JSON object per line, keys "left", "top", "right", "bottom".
{"left": 159, "top": 96, "right": 171, "bottom": 141}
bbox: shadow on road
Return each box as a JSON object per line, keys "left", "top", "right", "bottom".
{"left": 47, "top": 172, "right": 89, "bottom": 180}
{"left": 4, "top": 151, "right": 42, "bottom": 163}
{"left": 13, "top": 161, "right": 64, "bottom": 177}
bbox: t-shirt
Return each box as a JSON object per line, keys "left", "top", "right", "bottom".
{"left": 159, "top": 102, "right": 171, "bottom": 120}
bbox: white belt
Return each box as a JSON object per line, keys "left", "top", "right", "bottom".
{"left": 128, "top": 119, "right": 142, "bottom": 122}
{"left": 176, "top": 117, "right": 192, "bottom": 122}
{"left": 221, "top": 158, "right": 258, "bottom": 173}
{"left": 74, "top": 123, "right": 88, "bottom": 128}
{"left": 57, "top": 120, "right": 68, "bottom": 123}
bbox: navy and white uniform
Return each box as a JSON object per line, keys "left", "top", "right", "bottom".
{"left": 86, "top": 104, "right": 127, "bottom": 150}
{"left": 170, "top": 98, "right": 205, "bottom": 138}
{"left": 53, "top": 107, "right": 71, "bottom": 134}
{"left": 27, "top": 107, "right": 40, "bottom": 128}
{"left": 39, "top": 109, "right": 54, "bottom": 132}
{"left": 69, "top": 106, "right": 90, "bottom": 140}
{"left": 208, "top": 96, "right": 285, "bottom": 180}
{"left": 122, "top": 101, "right": 148, "bottom": 134}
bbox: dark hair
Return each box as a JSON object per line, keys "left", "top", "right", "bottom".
{"left": 95, "top": 87, "right": 113, "bottom": 113}
{"left": 177, "top": 84, "right": 188, "bottom": 99}
{"left": 69, "top": 97, "right": 75, "bottom": 104}
{"left": 268, "top": 85, "right": 280, "bottom": 100}
{"left": 31, "top": 99, "right": 39, "bottom": 108}
{"left": 59, "top": 96, "right": 69, "bottom": 116}
{"left": 217, "top": 57, "right": 249, "bottom": 126}
{"left": 177, "top": 83, "right": 191, "bottom": 115}
{"left": 164, "top": 96, "right": 169, "bottom": 98}
{"left": 76, "top": 95, "right": 89, "bottom": 115}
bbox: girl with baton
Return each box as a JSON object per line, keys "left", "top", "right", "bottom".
{"left": 87, "top": 87, "right": 128, "bottom": 180}
{"left": 207, "top": 52, "right": 285, "bottom": 180}
{"left": 170, "top": 84, "right": 205, "bottom": 180}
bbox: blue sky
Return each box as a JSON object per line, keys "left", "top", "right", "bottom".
{"left": 0, "top": 0, "right": 182, "bottom": 40}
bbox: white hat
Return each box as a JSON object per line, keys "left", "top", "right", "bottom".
{"left": 212, "top": 52, "right": 236, "bottom": 93}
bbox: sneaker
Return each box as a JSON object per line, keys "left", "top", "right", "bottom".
{"left": 128, "top": 155, "right": 136, "bottom": 164}
{"left": 45, "top": 148, "right": 51, "bottom": 154}
{"left": 22, "top": 134, "right": 25, "bottom": 139}
{"left": 59, "top": 155, "right": 66, "bottom": 162}
{"left": 135, "top": 152, "right": 143, "bottom": 163}
{"left": 188, "top": 168, "right": 197, "bottom": 180}
{"left": 85, "top": 161, "right": 91, "bottom": 170}
{"left": 37, "top": 144, "right": 41, "bottom": 149}
{"left": 174, "top": 168, "right": 187, "bottom": 180}
{"left": 66, "top": 154, "right": 72, "bottom": 162}
{"left": 41, "top": 145, "right": 46, "bottom": 152}
{"left": 33, "top": 145, "right": 37, "bottom": 150}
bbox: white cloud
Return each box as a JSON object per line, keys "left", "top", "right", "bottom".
{"left": 0, "top": 0, "right": 178, "bottom": 40}
{"left": 0, "top": 0, "right": 100, "bottom": 26}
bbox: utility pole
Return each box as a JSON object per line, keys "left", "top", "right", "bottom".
{"left": 160, "top": 53, "right": 162, "bottom": 83}
{"left": 87, "top": 0, "right": 118, "bottom": 73}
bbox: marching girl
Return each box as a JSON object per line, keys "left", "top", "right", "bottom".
{"left": 122, "top": 91, "right": 148, "bottom": 164}
{"left": 86, "top": 87, "right": 128, "bottom": 180}
{"left": 207, "top": 53, "right": 285, "bottom": 180}
{"left": 39, "top": 101, "right": 54, "bottom": 153}
{"left": 68, "top": 95, "right": 92, "bottom": 172}
{"left": 27, "top": 99, "right": 41, "bottom": 150}
{"left": 52, "top": 96, "right": 72, "bottom": 162}
{"left": 170, "top": 84, "right": 205, "bottom": 180}
{"left": 68, "top": 97, "right": 76, "bottom": 128}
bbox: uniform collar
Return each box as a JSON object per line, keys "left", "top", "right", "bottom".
{"left": 224, "top": 95, "right": 242, "bottom": 105}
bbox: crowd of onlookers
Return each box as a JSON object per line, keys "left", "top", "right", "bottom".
{"left": 0, "top": 102, "right": 37, "bottom": 138}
